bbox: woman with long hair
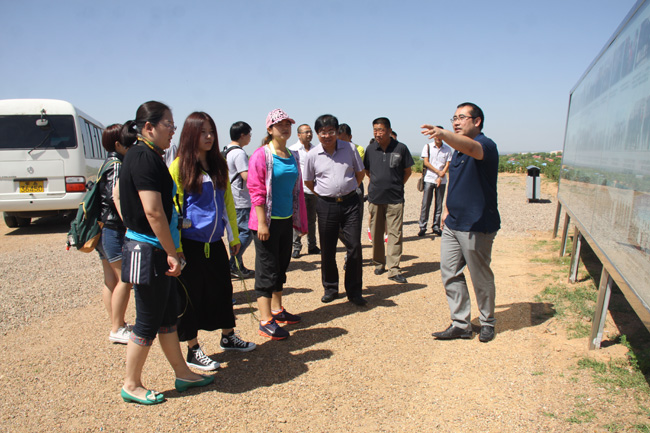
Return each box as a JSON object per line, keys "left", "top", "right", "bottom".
{"left": 117, "top": 101, "right": 213, "bottom": 405}
{"left": 248, "top": 109, "right": 307, "bottom": 340}
{"left": 169, "top": 112, "right": 255, "bottom": 371}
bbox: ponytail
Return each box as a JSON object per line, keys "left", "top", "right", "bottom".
{"left": 120, "top": 120, "right": 138, "bottom": 148}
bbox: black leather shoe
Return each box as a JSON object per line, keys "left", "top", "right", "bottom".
{"left": 388, "top": 274, "right": 408, "bottom": 284}
{"left": 349, "top": 296, "right": 367, "bottom": 306}
{"left": 321, "top": 293, "right": 338, "bottom": 303}
{"left": 374, "top": 268, "right": 386, "bottom": 275}
{"left": 431, "top": 324, "right": 473, "bottom": 340}
{"left": 479, "top": 326, "right": 495, "bottom": 342}
{"left": 291, "top": 250, "right": 300, "bottom": 259}
{"left": 432, "top": 228, "right": 442, "bottom": 236}
{"left": 417, "top": 228, "right": 426, "bottom": 237}
{"left": 308, "top": 247, "right": 321, "bottom": 254}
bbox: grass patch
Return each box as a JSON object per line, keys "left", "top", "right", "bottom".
{"left": 566, "top": 408, "right": 596, "bottom": 424}
{"left": 603, "top": 423, "right": 623, "bottom": 432}
{"left": 535, "top": 282, "right": 597, "bottom": 330}
{"left": 567, "top": 321, "right": 592, "bottom": 339}
{"left": 577, "top": 350, "right": 650, "bottom": 396}
{"left": 530, "top": 256, "right": 572, "bottom": 267}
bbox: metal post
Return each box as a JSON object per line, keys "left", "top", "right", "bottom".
{"left": 553, "top": 202, "right": 562, "bottom": 239}
{"left": 560, "top": 213, "right": 571, "bottom": 256}
{"left": 569, "top": 226, "right": 582, "bottom": 283}
{"left": 590, "top": 267, "right": 613, "bottom": 350}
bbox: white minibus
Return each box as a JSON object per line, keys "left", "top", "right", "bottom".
{"left": 0, "top": 99, "right": 106, "bottom": 227}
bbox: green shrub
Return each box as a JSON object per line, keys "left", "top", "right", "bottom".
{"left": 412, "top": 156, "right": 423, "bottom": 173}
{"left": 499, "top": 152, "right": 563, "bottom": 181}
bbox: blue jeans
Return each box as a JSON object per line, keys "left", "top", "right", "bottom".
{"left": 102, "top": 227, "right": 126, "bottom": 263}
{"left": 229, "top": 207, "right": 252, "bottom": 270}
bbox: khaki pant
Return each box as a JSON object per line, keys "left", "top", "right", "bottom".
{"left": 368, "top": 202, "right": 404, "bottom": 277}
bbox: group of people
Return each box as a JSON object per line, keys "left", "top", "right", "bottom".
{"left": 94, "top": 100, "right": 501, "bottom": 406}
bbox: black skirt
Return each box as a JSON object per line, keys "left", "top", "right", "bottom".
{"left": 176, "top": 238, "right": 236, "bottom": 341}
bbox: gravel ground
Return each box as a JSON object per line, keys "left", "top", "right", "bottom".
{"left": 0, "top": 173, "right": 645, "bottom": 432}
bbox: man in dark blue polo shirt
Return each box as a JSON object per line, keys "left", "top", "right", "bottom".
{"left": 364, "top": 117, "right": 414, "bottom": 284}
{"left": 421, "top": 102, "right": 500, "bottom": 343}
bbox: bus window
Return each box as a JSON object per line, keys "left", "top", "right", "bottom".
{"left": 0, "top": 115, "right": 77, "bottom": 150}
{"left": 81, "top": 120, "right": 92, "bottom": 158}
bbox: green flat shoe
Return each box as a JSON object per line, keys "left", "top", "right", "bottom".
{"left": 121, "top": 387, "right": 165, "bottom": 405}
{"left": 175, "top": 375, "right": 215, "bottom": 392}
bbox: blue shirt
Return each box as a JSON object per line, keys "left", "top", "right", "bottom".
{"left": 271, "top": 153, "right": 298, "bottom": 218}
{"left": 445, "top": 133, "right": 500, "bottom": 233}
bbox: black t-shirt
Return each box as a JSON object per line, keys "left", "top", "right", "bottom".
{"left": 119, "top": 144, "right": 174, "bottom": 236}
{"left": 363, "top": 138, "right": 414, "bottom": 204}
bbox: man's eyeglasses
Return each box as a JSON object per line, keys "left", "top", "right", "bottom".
{"left": 450, "top": 115, "right": 475, "bottom": 122}
{"left": 160, "top": 121, "right": 177, "bottom": 132}
{"left": 298, "top": 130, "right": 313, "bottom": 135}
{"left": 318, "top": 130, "right": 337, "bottom": 137}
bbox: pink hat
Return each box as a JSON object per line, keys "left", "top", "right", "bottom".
{"left": 266, "top": 108, "right": 296, "bottom": 129}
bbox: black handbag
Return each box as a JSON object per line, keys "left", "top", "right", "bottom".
{"left": 121, "top": 239, "right": 155, "bottom": 285}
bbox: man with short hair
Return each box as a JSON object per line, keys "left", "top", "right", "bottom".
{"left": 364, "top": 117, "right": 414, "bottom": 284}
{"left": 422, "top": 102, "right": 500, "bottom": 343}
{"left": 289, "top": 124, "right": 319, "bottom": 258}
{"left": 225, "top": 121, "right": 254, "bottom": 278}
{"left": 303, "top": 114, "right": 366, "bottom": 306}
{"left": 418, "top": 128, "right": 452, "bottom": 237}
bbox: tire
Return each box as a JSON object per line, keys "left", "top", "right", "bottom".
{"left": 3, "top": 213, "right": 18, "bottom": 228}
{"left": 16, "top": 217, "right": 31, "bottom": 227}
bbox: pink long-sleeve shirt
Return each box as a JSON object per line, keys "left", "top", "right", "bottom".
{"left": 247, "top": 144, "right": 308, "bottom": 233}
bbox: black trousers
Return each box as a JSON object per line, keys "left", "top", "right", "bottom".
{"left": 317, "top": 195, "right": 362, "bottom": 298}
{"left": 253, "top": 217, "right": 293, "bottom": 298}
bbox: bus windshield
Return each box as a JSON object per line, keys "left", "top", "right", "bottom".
{"left": 0, "top": 115, "right": 77, "bottom": 150}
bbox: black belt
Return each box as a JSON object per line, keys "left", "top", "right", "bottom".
{"left": 318, "top": 190, "right": 358, "bottom": 203}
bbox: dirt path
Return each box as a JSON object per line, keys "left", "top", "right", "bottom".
{"left": 0, "top": 174, "right": 646, "bottom": 432}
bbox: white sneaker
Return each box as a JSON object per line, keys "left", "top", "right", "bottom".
{"left": 109, "top": 326, "right": 131, "bottom": 344}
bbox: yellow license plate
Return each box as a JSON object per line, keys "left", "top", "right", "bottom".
{"left": 19, "top": 180, "right": 44, "bottom": 193}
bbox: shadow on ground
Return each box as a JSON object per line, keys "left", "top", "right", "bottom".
{"left": 472, "top": 301, "right": 555, "bottom": 333}
{"left": 163, "top": 326, "right": 346, "bottom": 396}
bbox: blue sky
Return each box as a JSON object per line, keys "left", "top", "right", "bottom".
{"left": 0, "top": 0, "right": 638, "bottom": 154}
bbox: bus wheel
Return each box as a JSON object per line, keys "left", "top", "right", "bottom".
{"left": 16, "top": 217, "right": 31, "bottom": 227}
{"left": 3, "top": 213, "right": 18, "bottom": 228}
